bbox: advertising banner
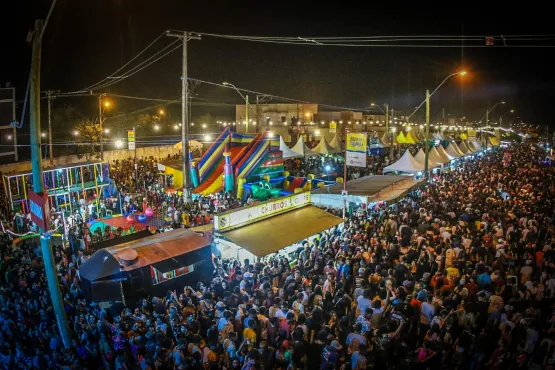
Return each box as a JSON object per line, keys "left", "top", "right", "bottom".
{"left": 329, "top": 122, "right": 337, "bottom": 134}
{"left": 346, "top": 132, "right": 367, "bottom": 167}
{"left": 127, "top": 129, "right": 135, "bottom": 150}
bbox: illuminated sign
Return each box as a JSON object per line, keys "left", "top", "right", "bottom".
{"left": 329, "top": 122, "right": 337, "bottom": 134}
{"left": 346, "top": 132, "right": 367, "bottom": 167}
{"left": 214, "top": 192, "right": 311, "bottom": 232}
{"left": 28, "top": 191, "right": 49, "bottom": 231}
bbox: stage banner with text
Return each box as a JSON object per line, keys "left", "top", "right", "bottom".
{"left": 329, "top": 122, "right": 337, "bottom": 134}
{"left": 346, "top": 132, "right": 367, "bottom": 167}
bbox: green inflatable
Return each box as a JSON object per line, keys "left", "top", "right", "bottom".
{"left": 251, "top": 180, "right": 281, "bottom": 201}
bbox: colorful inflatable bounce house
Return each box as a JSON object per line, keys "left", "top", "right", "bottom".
{"left": 188, "top": 128, "right": 335, "bottom": 201}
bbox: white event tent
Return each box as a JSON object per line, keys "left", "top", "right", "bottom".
{"left": 329, "top": 135, "right": 344, "bottom": 152}
{"left": 414, "top": 148, "right": 440, "bottom": 169}
{"left": 279, "top": 136, "right": 303, "bottom": 159}
{"left": 383, "top": 149, "right": 425, "bottom": 174}
{"left": 312, "top": 136, "right": 338, "bottom": 155}
{"left": 290, "top": 136, "right": 318, "bottom": 157}
{"left": 437, "top": 145, "right": 455, "bottom": 161}
{"left": 446, "top": 143, "right": 462, "bottom": 158}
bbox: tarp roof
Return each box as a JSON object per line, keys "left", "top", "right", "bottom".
{"left": 312, "top": 136, "right": 339, "bottom": 154}
{"left": 446, "top": 142, "right": 462, "bottom": 158}
{"left": 383, "top": 149, "right": 425, "bottom": 174}
{"left": 290, "top": 136, "right": 319, "bottom": 157}
{"left": 279, "top": 136, "right": 303, "bottom": 159}
{"left": 79, "top": 249, "right": 123, "bottom": 281}
{"left": 460, "top": 140, "right": 475, "bottom": 153}
{"left": 329, "top": 135, "right": 344, "bottom": 151}
{"left": 103, "top": 229, "right": 209, "bottom": 272}
{"left": 437, "top": 144, "right": 455, "bottom": 161}
{"left": 173, "top": 140, "right": 203, "bottom": 151}
{"left": 414, "top": 148, "right": 440, "bottom": 168}
{"left": 220, "top": 205, "right": 343, "bottom": 257}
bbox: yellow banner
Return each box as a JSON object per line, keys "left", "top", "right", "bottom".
{"left": 127, "top": 130, "right": 135, "bottom": 150}
{"left": 329, "top": 122, "right": 337, "bottom": 134}
{"left": 467, "top": 129, "right": 477, "bottom": 138}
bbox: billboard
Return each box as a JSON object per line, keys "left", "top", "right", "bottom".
{"left": 346, "top": 132, "right": 367, "bottom": 167}
{"left": 29, "top": 191, "right": 50, "bottom": 231}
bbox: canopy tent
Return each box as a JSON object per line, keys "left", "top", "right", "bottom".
{"left": 437, "top": 144, "right": 455, "bottom": 161}
{"left": 451, "top": 142, "right": 466, "bottom": 156}
{"left": 415, "top": 129, "right": 425, "bottom": 141}
{"left": 489, "top": 137, "right": 500, "bottom": 146}
{"left": 383, "top": 149, "right": 425, "bottom": 174}
{"left": 290, "top": 136, "right": 319, "bottom": 157}
{"left": 414, "top": 148, "right": 440, "bottom": 169}
{"left": 405, "top": 131, "right": 418, "bottom": 144}
{"left": 380, "top": 132, "right": 391, "bottom": 146}
{"left": 468, "top": 139, "right": 482, "bottom": 152}
{"left": 279, "top": 136, "right": 303, "bottom": 159}
{"left": 461, "top": 140, "right": 475, "bottom": 153}
{"left": 312, "top": 136, "right": 339, "bottom": 154}
{"left": 219, "top": 206, "right": 343, "bottom": 257}
{"left": 397, "top": 131, "right": 407, "bottom": 144}
{"left": 446, "top": 142, "right": 462, "bottom": 158}
{"left": 429, "top": 146, "right": 449, "bottom": 164}
{"left": 329, "top": 134, "right": 344, "bottom": 152}
{"left": 455, "top": 141, "right": 469, "bottom": 155}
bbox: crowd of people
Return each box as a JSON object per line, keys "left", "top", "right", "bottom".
{"left": 0, "top": 143, "right": 554, "bottom": 370}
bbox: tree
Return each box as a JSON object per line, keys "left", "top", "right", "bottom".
{"left": 75, "top": 119, "right": 102, "bottom": 159}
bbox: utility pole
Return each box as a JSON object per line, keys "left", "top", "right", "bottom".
{"left": 424, "top": 89, "right": 430, "bottom": 179}
{"left": 29, "top": 19, "right": 72, "bottom": 349}
{"left": 47, "top": 90, "right": 54, "bottom": 165}
{"left": 245, "top": 95, "right": 249, "bottom": 133}
{"left": 99, "top": 93, "right": 105, "bottom": 160}
{"left": 485, "top": 109, "right": 489, "bottom": 150}
{"left": 385, "top": 104, "right": 392, "bottom": 161}
{"left": 166, "top": 30, "right": 200, "bottom": 201}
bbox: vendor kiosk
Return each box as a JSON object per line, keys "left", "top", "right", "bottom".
{"left": 213, "top": 192, "right": 344, "bottom": 261}
{"left": 79, "top": 229, "right": 213, "bottom": 304}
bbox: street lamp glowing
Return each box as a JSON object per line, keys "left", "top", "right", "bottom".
{"left": 153, "top": 124, "right": 159, "bottom": 131}
{"left": 159, "top": 109, "right": 165, "bottom": 115}
{"left": 41, "top": 132, "right": 46, "bottom": 137}
{"left": 459, "top": 70, "right": 467, "bottom": 76}
{"left": 104, "top": 101, "right": 111, "bottom": 107}
{"left": 115, "top": 139, "right": 123, "bottom": 148}
{"left": 104, "top": 128, "right": 110, "bottom": 134}
{"left": 391, "top": 127, "right": 397, "bottom": 132}
{"left": 202, "top": 124, "right": 207, "bottom": 128}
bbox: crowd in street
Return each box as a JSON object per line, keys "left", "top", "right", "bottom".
{"left": 0, "top": 143, "right": 555, "bottom": 370}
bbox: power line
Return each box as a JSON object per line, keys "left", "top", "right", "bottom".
{"left": 74, "top": 31, "right": 169, "bottom": 92}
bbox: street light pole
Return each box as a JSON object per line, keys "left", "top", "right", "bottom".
{"left": 245, "top": 95, "right": 249, "bottom": 133}
{"left": 47, "top": 90, "right": 54, "bottom": 165}
{"left": 99, "top": 94, "right": 105, "bottom": 160}
{"left": 424, "top": 89, "right": 431, "bottom": 179}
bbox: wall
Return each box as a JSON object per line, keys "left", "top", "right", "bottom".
{"left": 0, "top": 145, "right": 181, "bottom": 174}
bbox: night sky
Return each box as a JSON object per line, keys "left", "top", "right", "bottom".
{"left": 3, "top": 1, "right": 555, "bottom": 134}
